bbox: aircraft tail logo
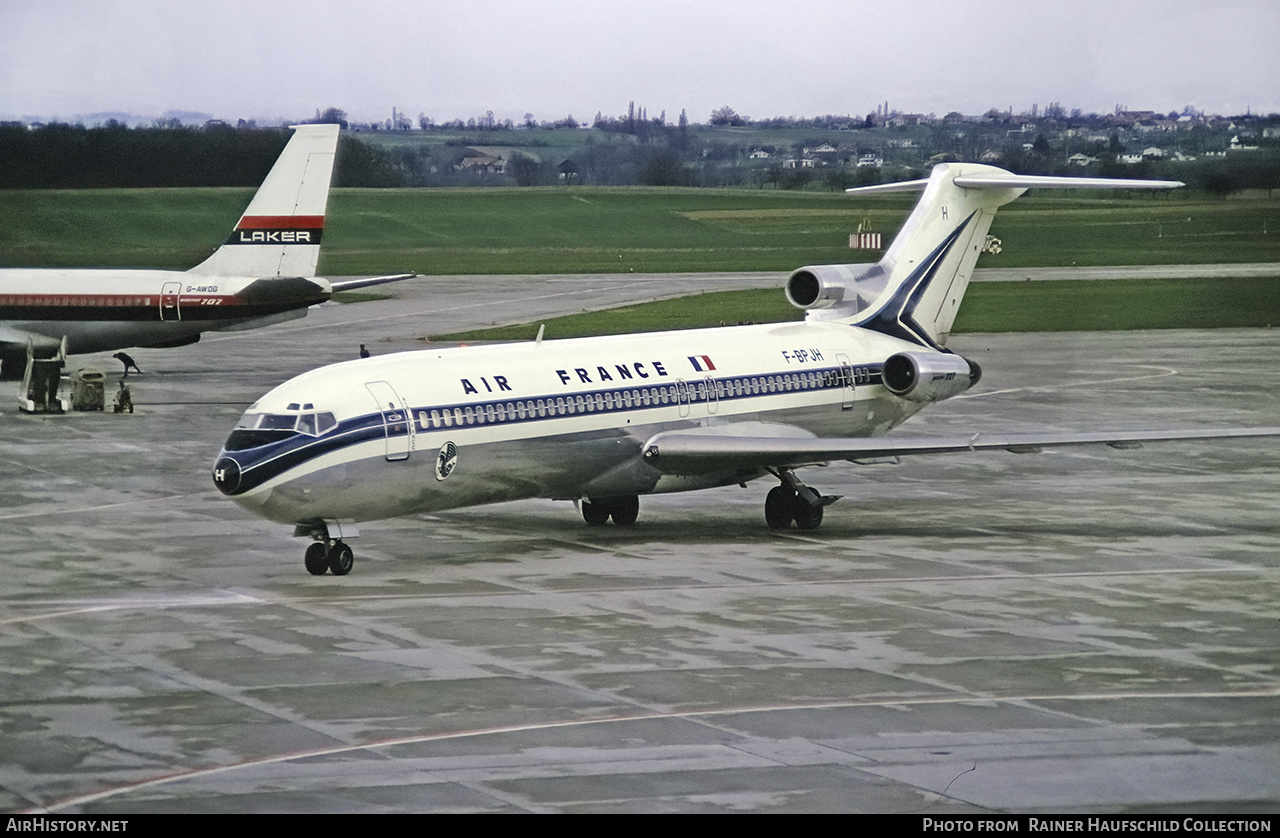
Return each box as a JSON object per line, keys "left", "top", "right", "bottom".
{"left": 226, "top": 215, "right": 325, "bottom": 246}
{"left": 188, "top": 124, "right": 339, "bottom": 278}
{"left": 785, "top": 163, "right": 1183, "bottom": 348}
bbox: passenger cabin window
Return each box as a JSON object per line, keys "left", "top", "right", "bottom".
{"left": 391, "top": 362, "right": 860, "bottom": 439}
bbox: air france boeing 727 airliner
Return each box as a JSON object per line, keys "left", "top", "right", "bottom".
{"left": 0, "top": 124, "right": 411, "bottom": 377}
{"left": 212, "top": 163, "right": 1280, "bottom": 576}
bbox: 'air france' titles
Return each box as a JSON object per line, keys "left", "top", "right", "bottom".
{"left": 556, "top": 361, "right": 670, "bottom": 386}
{"left": 461, "top": 376, "right": 512, "bottom": 395}
{"left": 464, "top": 359, "right": 679, "bottom": 395}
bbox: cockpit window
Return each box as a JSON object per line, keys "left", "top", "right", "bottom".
{"left": 225, "top": 408, "right": 339, "bottom": 450}
{"left": 258, "top": 414, "right": 298, "bottom": 431}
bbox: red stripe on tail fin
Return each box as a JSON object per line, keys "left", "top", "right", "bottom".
{"left": 237, "top": 215, "right": 326, "bottom": 230}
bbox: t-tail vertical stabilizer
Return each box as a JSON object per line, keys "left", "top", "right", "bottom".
{"left": 784, "top": 163, "right": 1183, "bottom": 347}
{"left": 188, "top": 124, "right": 339, "bottom": 278}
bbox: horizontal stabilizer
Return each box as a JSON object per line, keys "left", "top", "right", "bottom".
{"left": 846, "top": 173, "right": 1184, "bottom": 196}
{"left": 810, "top": 164, "right": 1188, "bottom": 347}
{"left": 951, "top": 174, "right": 1184, "bottom": 190}
{"left": 642, "top": 427, "right": 1280, "bottom": 474}
{"left": 328, "top": 274, "right": 419, "bottom": 293}
{"left": 843, "top": 178, "right": 931, "bottom": 195}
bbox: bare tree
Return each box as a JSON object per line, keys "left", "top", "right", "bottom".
{"left": 314, "top": 107, "right": 348, "bottom": 128}
{"left": 710, "top": 106, "right": 747, "bottom": 126}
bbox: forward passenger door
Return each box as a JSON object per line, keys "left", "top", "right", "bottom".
{"left": 365, "top": 380, "right": 413, "bottom": 461}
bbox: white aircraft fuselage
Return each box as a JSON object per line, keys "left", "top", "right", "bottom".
{"left": 214, "top": 162, "right": 1280, "bottom": 578}
{"left": 215, "top": 319, "right": 924, "bottom": 525}
{"left": 0, "top": 269, "right": 329, "bottom": 355}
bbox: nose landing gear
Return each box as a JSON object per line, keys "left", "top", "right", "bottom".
{"left": 303, "top": 540, "right": 354, "bottom": 576}
{"left": 296, "top": 520, "right": 359, "bottom": 576}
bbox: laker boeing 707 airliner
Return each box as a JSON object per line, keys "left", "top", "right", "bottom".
{"left": 0, "top": 124, "right": 412, "bottom": 377}
{"left": 212, "top": 162, "right": 1280, "bottom": 576}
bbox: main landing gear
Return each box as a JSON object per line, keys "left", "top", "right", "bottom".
{"left": 764, "top": 469, "right": 840, "bottom": 531}
{"left": 304, "top": 540, "right": 354, "bottom": 576}
{"left": 581, "top": 495, "right": 639, "bottom": 526}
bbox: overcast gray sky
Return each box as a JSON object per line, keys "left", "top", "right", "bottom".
{"left": 2, "top": 0, "right": 1276, "bottom": 125}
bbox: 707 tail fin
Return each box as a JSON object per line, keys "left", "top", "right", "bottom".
{"left": 188, "top": 124, "right": 339, "bottom": 278}
{"left": 784, "top": 163, "right": 1183, "bottom": 347}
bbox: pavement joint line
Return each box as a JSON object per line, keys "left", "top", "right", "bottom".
{"left": 2, "top": 565, "right": 1267, "bottom": 624}
{"left": 34, "top": 685, "right": 1280, "bottom": 814}
{"left": 0, "top": 492, "right": 198, "bottom": 521}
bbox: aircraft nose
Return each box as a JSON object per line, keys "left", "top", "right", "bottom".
{"left": 212, "top": 455, "right": 243, "bottom": 495}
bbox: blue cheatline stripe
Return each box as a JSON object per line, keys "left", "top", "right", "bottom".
{"left": 416, "top": 364, "right": 880, "bottom": 431}
{"left": 217, "top": 363, "right": 883, "bottom": 495}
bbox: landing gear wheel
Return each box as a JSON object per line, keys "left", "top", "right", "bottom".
{"left": 304, "top": 542, "right": 329, "bottom": 575}
{"left": 327, "top": 541, "right": 354, "bottom": 576}
{"left": 582, "top": 495, "right": 641, "bottom": 526}
{"left": 765, "top": 486, "right": 796, "bottom": 530}
{"left": 609, "top": 495, "right": 639, "bottom": 526}
{"left": 581, "top": 499, "right": 611, "bottom": 525}
{"left": 793, "top": 499, "right": 824, "bottom": 530}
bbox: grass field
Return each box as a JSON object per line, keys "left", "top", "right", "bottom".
{"left": 356, "top": 127, "right": 592, "bottom": 156}
{"left": 3, "top": 185, "right": 1277, "bottom": 335}
{"left": 958, "top": 276, "right": 1280, "bottom": 332}
{"left": 431, "top": 276, "right": 1280, "bottom": 341}
{"left": 0, "top": 188, "right": 253, "bottom": 268}
{"left": 0, "top": 186, "right": 1276, "bottom": 274}
{"left": 432, "top": 288, "right": 803, "bottom": 341}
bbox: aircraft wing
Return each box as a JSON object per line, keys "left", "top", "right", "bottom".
{"left": 327, "top": 274, "right": 419, "bottom": 293}
{"left": 641, "top": 427, "right": 1280, "bottom": 474}
{"left": 0, "top": 325, "right": 58, "bottom": 355}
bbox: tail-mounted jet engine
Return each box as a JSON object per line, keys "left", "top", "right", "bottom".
{"left": 785, "top": 266, "right": 846, "bottom": 310}
{"left": 785, "top": 262, "right": 889, "bottom": 314}
{"left": 882, "top": 351, "right": 982, "bottom": 402}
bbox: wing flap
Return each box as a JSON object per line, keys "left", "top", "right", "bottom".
{"left": 642, "top": 428, "right": 1280, "bottom": 474}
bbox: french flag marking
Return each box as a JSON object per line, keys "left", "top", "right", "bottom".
{"left": 687, "top": 355, "right": 716, "bottom": 372}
